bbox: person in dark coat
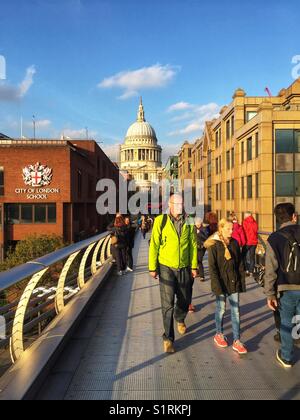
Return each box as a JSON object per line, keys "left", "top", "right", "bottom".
{"left": 205, "top": 211, "right": 218, "bottom": 236}
{"left": 204, "top": 218, "right": 247, "bottom": 355}
{"left": 124, "top": 216, "right": 136, "bottom": 271}
{"left": 194, "top": 217, "right": 210, "bottom": 282}
{"left": 107, "top": 214, "right": 128, "bottom": 276}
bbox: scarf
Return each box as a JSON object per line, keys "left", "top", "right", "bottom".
{"left": 219, "top": 233, "right": 232, "bottom": 261}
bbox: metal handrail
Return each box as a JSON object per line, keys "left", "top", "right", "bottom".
{"left": 0, "top": 231, "right": 112, "bottom": 366}
{"left": 0, "top": 232, "right": 110, "bottom": 292}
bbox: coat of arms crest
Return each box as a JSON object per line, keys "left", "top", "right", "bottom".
{"left": 22, "top": 162, "right": 53, "bottom": 187}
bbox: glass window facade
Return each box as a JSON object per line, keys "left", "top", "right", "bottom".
{"left": 6, "top": 204, "right": 57, "bottom": 224}
{"left": 275, "top": 130, "right": 300, "bottom": 202}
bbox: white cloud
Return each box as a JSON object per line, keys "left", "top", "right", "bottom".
{"left": 19, "top": 65, "right": 36, "bottom": 97}
{"left": 102, "top": 143, "right": 121, "bottom": 162}
{"left": 167, "top": 102, "right": 221, "bottom": 138}
{"left": 98, "top": 64, "right": 179, "bottom": 100}
{"left": 24, "top": 119, "right": 51, "bottom": 129}
{"left": 61, "top": 128, "right": 98, "bottom": 139}
{"left": 169, "top": 123, "right": 203, "bottom": 137}
{"left": 161, "top": 143, "right": 181, "bottom": 164}
{"left": 0, "top": 65, "right": 36, "bottom": 102}
{"left": 167, "top": 102, "right": 193, "bottom": 113}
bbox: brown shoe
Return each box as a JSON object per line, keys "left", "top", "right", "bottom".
{"left": 164, "top": 340, "right": 175, "bottom": 353}
{"left": 177, "top": 322, "right": 187, "bottom": 335}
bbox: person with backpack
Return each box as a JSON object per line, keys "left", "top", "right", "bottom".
{"left": 204, "top": 218, "right": 248, "bottom": 355}
{"left": 141, "top": 215, "right": 149, "bottom": 239}
{"left": 149, "top": 193, "right": 198, "bottom": 354}
{"left": 264, "top": 203, "right": 300, "bottom": 368}
{"left": 187, "top": 218, "right": 210, "bottom": 314}
{"left": 108, "top": 214, "right": 128, "bottom": 276}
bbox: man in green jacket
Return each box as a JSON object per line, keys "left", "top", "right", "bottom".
{"left": 149, "top": 193, "right": 198, "bottom": 353}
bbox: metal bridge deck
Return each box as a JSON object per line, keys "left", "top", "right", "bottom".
{"left": 36, "top": 234, "right": 300, "bottom": 400}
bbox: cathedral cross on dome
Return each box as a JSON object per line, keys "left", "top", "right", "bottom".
{"left": 137, "top": 97, "right": 146, "bottom": 122}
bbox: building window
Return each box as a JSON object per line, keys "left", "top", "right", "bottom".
{"left": 276, "top": 130, "right": 294, "bottom": 153}
{"left": 226, "top": 120, "right": 230, "bottom": 141}
{"left": 247, "top": 175, "right": 253, "bottom": 199}
{"left": 35, "top": 204, "right": 47, "bottom": 223}
{"left": 231, "top": 148, "right": 235, "bottom": 168}
{"left": 247, "top": 137, "right": 253, "bottom": 161}
{"left": 276, "top": 173, "right": 294, "bottom": 196}
{"left": 241, "top": 142, "right": 245, "bottom": 164}
{"left": 219, "top": 156, "right": 222, "bottom": 173}
{"left": 6, "top": 204, "right": 57, "bottom": 225}
{"left": 241, "top": 177, "right": 245, "bottom": 199}
{"left": 21, "top": 204, "right": 33, "bottom": 224}
{"left": 275, "top": 130, "right": 300, "bottom": 200}
{"left": 216, "top": 158, "right": 219, "bottom": 175}
{"left": 226, "top": 151, "right": 231, "bottom": 170}
{"left": 7, "top": 204, "right": 20, "bottom": 224}
{"left": 246, "top": 111, "right": 258, "bottom": 122}
{"left": 256, "top": 173, "right": 260, "bottom": 198}
{"left": 227, "top": 181, "right": 231, "bottom": 200}
{"left": 232, "top": 180, "right": 235, "bottom": 200}
{"left": 188, "top": 149, "right": 192, "bottom": 158}
{"left": 255, "top": 133, "right": 259, "bottom": 158}
{"left": 231, "top": 115, "right": 235, "bottom": 136}
{"left": 0, "top": 167, "right": 4, "bottom": 196}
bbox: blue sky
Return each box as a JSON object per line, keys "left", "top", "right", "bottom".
{"left": 0, "top": 0, "right": 299, "bottom": 162}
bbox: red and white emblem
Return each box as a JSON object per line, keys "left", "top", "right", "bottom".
{"left": 22, "top": 162, "right": 53, "bottom": 187}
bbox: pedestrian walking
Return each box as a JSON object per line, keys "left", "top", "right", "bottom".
{"left": 205, "top": 218, "right": 248, "bottom": 355}
{"left": 264, "top": 203, "right": 300, "bottom": 368}
{"left": 149, "top": 194, "right": 198, "bottom": 354}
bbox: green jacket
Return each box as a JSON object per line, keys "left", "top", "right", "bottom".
{"left": 149, "top": 215, "right": 198, "bottom": 272}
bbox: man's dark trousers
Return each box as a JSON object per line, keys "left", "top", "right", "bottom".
{"left": 159, "top": 264, "right": 194, "bottom": 342}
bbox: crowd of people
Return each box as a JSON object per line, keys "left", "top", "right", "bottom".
{"left": 109, "top": 196, "right": 300, "bottom": 369}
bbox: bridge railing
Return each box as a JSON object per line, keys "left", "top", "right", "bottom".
{"left": 0, "top": 232, "right": 112, "bottom": 372}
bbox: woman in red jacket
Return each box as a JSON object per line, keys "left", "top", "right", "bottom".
{"left": 242, "top": 212, "right": 259, "bottom": 276}
{"left": 230, "top": 214, "right": 246, "bottom": 248}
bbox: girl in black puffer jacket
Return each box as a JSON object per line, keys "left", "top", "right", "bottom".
{"left": 204, "top": 218, "right": 247, "bottom": 356}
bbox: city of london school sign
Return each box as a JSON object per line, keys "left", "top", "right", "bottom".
{"left": 15, "top": 162, "right": 60, "bottom": 200}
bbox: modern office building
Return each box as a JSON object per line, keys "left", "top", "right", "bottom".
{"left": 179, "top": 78, "right": 300, "bottom": 232}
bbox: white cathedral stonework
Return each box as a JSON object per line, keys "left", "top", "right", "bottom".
{"left": 120, "top": 99, "right": 163, "bottom": 192}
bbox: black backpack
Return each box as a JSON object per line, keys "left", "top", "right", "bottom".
{"left": 278, "top": 230, "right": 300, "bottom": 283}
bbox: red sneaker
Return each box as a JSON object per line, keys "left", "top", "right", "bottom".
{"left": 214, "top": 334, "right": 229, "bottom": 348}
{"left": 188, "top": 304, "right": 196, "bottom": 313}
{"left": 232, "top": 340, "right": 248, "bottom": 355}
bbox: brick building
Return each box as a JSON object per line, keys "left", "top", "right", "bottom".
{"left": 0, "top": 139, "right": 119, "bottom": 261}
